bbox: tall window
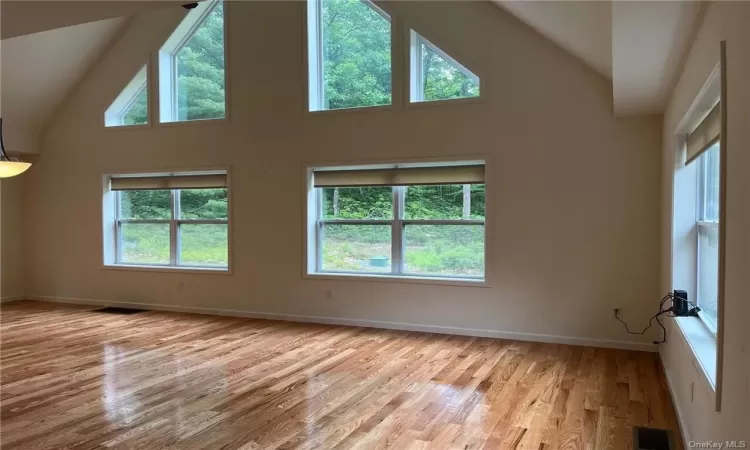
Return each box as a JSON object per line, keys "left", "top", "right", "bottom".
{"left": 309, "top": 164, "right": 485, "bottom": 280}
{"left": 307, "top": 0, "right": 392, "bottom": 111}
{"left": 106, "top": 173, "right": 229, "bottom": 270}
{"left": 410, "top": 31, "right": 479, "bottom": 103}
{"left": 105, "top": 65, "right": 148, "bottom": 127}
{"left": 159, "top": 0, "right": 225, "bottom": 122}
{"left": 696, "top": 142, "right": 720, "bottom": 331}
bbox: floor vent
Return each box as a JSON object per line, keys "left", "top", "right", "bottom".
{"left": 633, "top": 427, "right": 674, "bottom": 450}
{"left": 94, "top": 307, "right": 148, "bottom": 315}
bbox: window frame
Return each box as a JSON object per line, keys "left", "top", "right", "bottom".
{"left": 103, "top": 171, "right": 232, "bottom": 273}
{"left": 409, "top": 30, "right": 480, "bottom": 104}
{"left": 306, "top": 0, "right": 393, "bottom": 112}
{"left": 158, "top": 0, "right": 226, "bottom": 124}
{"left": 311, "top": 184, "right": 486, "bottom": 281}
{"left": 695, "top": 142, "right": 720, "bottom": 334}
{"left": 104, "top": 65, "right": 149, "bottom": 128}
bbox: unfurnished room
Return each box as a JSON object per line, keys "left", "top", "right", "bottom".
{"left": 0, "top": 0, "right": 748, "bottom": 449}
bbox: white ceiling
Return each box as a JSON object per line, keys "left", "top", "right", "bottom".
{"left": 496, "top": 1, "right": 706, "bottom": 116}
{"left": 0, "top": 1, "right": 185, "bottom": 153}
{"left": 612, "top": 1, "right": 705, "bottom": 115}
{"left": 1, "top": 18, "right": 125, "bottom": 153}
{"left": 497, "top": 1, "right": 613, "bottom": 79}
{"left": 1, "top": 1, "right": 184, "bottom": 39}
{"left": 0, "top": 0, "right": 706, "bottom": 153}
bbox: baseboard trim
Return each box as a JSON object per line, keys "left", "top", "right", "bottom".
{"left": 1, "top": 296, "right": 24, "bottom": 304}
{"left": 659, "top": 351, "right": 692, "bottom": 445}
{"left": 27, "top": 295, "right": 657, "bottom": 352}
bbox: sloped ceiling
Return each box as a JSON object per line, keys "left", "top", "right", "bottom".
{"left": 1, "top": 1, "right": 184, "bottom": 39}
{"left": 0, "top": 1, "right": 185, "bottom": 154}
{"left": 495, "top": 1, "right": 705, "bottom": 117}
{"left": 1, "top": 18, "right": 125, "bottom": 153}
{"left": 497, "top": 1, "right": 612, "bottom": 79}
{"left": 612, "top": 1, "right": 705, "bottom": 115}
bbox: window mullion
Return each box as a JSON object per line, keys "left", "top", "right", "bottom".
{"left": 316, "top": 188, "right": 324, "bottom": 272}
{"left": 392, "top": 186, "right": 404, "bottom": 275}
{"left": 115, "top": 191, "right": 122, "bottom": 264}
{"left": 171, "top": 190, "right": 179, "bottom": 266}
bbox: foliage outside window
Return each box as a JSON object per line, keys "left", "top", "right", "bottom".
{"left": 104, "top": 65, "right": 148, "bottom": 127}
{"left": 315, "top": 183, "right": 485, "bottom": 279}
{"left": 115, "top": 187, "right": 229, "bottom": 269}
{"left": 410, "top": 31, "right": 479, "bottom": 103}
{"left": 308, "top": 0, "right": 392, "bottom": 111}
{"left": 696, "top": 141, "right": 720, "bottom": 332}
{"left": 121, "top": 87, "right": 148, "bottom": 125}
{"left": 160, "top": 0, "right": 225, "bottom": 122}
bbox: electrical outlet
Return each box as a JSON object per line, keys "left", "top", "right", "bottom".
{"left": 613, "top": 308, "right": 620, "bottom": 318}
{"left": 324, "top": 290, "right": 333, "bottom": 301}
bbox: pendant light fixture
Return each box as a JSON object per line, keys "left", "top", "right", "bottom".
{"left": 0, "top": 118, "right": 32, "bottom": 178}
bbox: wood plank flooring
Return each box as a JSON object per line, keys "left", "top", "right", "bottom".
{"left": 0, "top": 301, "right": 682, "bottom": 449}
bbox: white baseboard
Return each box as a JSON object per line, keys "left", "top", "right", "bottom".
{"left": 659, "top": 351, "right": 692, "bottom": 445}
{"left": 1, "top": 296, "right": 24, "bottom": 304}
{"left": 27, "top": 295, "right": 657, "bottom": 352}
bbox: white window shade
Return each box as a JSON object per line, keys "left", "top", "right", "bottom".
{"left": 686, "top": 103, "right": 721, "bottom": 164}
{"left": 110, "top": 174, "right": 227, "bottom": 191}
{"left": 313, "top": 165, "right": 485, "bottom": 188}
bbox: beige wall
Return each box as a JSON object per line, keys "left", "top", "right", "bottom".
{"left": 23, "top": 1, "right": 663, "bottom": 348}
{"left": 660, "top": 1, "right": 749, "bottom": 442}
{"left": 1, "top": 176, "right": 25, "bottom": 301}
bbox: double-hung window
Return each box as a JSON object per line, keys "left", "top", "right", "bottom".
{"left": 695, "top": 141, "right": 720, "bottom": 332}
{"left": 686, "top": 102, "right": 721, "bottom": 333}
{"left": 105, "top": 172, "right": 229, "bottom": 271}
{"left": 309, "top": 163, "right": 486, "bottom": 281}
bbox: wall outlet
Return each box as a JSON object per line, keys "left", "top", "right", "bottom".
{"left": 324, "top": 290, "right": 333, "bottom": 301}
{"left": 613, "top": 308, "right": 620, "bottom": 318}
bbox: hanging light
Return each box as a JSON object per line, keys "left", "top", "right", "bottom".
{"left": 0, "top": 118, "right": 31, "bottom": 178}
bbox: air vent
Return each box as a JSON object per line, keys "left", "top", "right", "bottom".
{"left": 633, "top": 427, "right": 674, "bottom": 450}
{"left": 95, "top": 307, "right": 147, "bottom": 315}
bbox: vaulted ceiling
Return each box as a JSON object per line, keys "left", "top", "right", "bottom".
{"left": 0, "top": 1, "right": 183, "bottom": 153}
{"left": 0, "top": 1, "right": 706, "bottom": 154}
{"left": 495, "top": 1, "right": 706, "bottom": 116}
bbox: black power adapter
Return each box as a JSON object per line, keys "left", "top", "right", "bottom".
{"left": 672, "top": 290, "right": 701, "bottom": 317}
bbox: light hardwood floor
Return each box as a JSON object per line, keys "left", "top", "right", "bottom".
{"left": 0, "top": 301, "right": 682, "bottom": 450}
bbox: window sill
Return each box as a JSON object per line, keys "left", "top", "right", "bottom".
{"left": 672, "top": 315, "right": 717, "bottom": 390}
{"left": 156, "top": 117, "right": 229, "bottom": 128}
{"left": 306, "top": 104, "right": 393, "bottom": 116}
{"left": 406, "top": 96, "right": 484, "bottom": 109}
{"left": 305, "top": 272, "right": 488, "bottom": 288}
{"left": 103, "top": 264, "right": 231, "bottom": 275}
{"left": 104, "top": 123, "right": 151, "bottom": 130}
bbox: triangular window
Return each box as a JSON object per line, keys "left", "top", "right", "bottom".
{"left": 105, "top": 65, "right": 148, "bottom": 127}
{"left": 410, "top": 31, "right": 479, "bottom": 103}
{"left": 159, "top": 0, "right": 225, "bottom": 122}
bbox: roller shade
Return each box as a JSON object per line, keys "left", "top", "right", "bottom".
{"left": 686, "top": 103, "right": 721, "bottom": 164}
{"left": 110, "top": 173, "right": 227, "bottom": 191}
{"left": 313, "top": 165, "right": 485, "bottom": 188}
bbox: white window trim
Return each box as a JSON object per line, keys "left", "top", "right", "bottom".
{"left": 103, "top": 172, "right": 230, "bottom": 273}
{"left": 159, "top": 0, "right": 225, "bottom": 123}
{"left": 104, "top": 65, "right": 148, "bottom": 127}
{"left": 307, "top": 0, "right": 391, "bottom": 112}
{"left": 409, "top": 30, "right": 479, "bottom": 103}
{"left": 307, "top": 182, "right": 486, "bottom": 283}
